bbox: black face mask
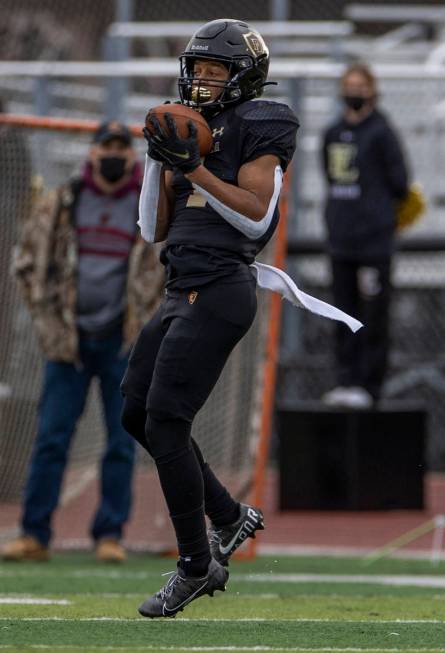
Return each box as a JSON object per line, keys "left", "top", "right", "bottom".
{"left": 99, "top": 156, "right": 127, "bottom": 183}
{"left": 342, "top": 95, "right": 367, "bottom": 112}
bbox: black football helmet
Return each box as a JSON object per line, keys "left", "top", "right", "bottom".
{"left": 178, "top": 19, "right": 270, "bottom": 117}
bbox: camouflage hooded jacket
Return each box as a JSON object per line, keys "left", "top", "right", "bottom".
{"left": 12, "top": 178, "right": 165, "bottom": 363}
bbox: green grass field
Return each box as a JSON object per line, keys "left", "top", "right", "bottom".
{"left": 1, "top": 553, "right": 445, "bottom": 652}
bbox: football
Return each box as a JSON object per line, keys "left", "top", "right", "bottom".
{"left": 145, "top": 104, "right": 213, "bottom": 157}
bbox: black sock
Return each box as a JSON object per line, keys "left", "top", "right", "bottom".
{"left": 192, "top": 438, "right": 240, "bottom": 526}
{"left": 155, "top": 440, "right": 210, "bottom": 577}
{"left": 174, "top": 505, "right": 212, "bottom": 577}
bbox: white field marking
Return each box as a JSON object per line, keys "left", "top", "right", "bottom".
{"left": 235, "top": 593, "right": 279, "bottom": 599}
{"left": 258, "top": 544, "right": 445, "bottom": 561}
{"left": 231, "top": 573, "right": 445, "bottom": 588}
{"left": 0, "top": 569, "right": 159, "bottom": 579}
{"left": 72, "top": 569, "right": 157, "bottom": 579}
{"left": 0, "top": 588, "right": 278, "bottom": 601}
{"left": 4, "top": 568, "right": 445, "bottom": 589}
{"left": 0, "top": 617, "right": 444, "bottom": 624}
{"left": 0, "top": 597, "right": 71, "bottom": 605}
{"left": 0, "top": 644, "right": 445, "bottom": 653}
{"left": 93, "top": 592, "right": 278, "bottom": 600}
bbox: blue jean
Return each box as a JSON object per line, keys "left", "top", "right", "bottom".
{"left": 21, "top": 329, "right": 135, "bottom": 546}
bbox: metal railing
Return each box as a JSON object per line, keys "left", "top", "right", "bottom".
{"left": 4, "top": 59, "right": 445, "bottom": 79}
{"left": 345, "top": 4, "right": 445, "bottom": 23}
{"left": 107, "top": 20, "right": 354, "bottom": 39}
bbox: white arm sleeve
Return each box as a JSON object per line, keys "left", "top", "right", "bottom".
{"left": 137, "top": 154, "right": 163, "bottom": 243}
{"left": 192, "top": 165, "right": 283, "bottom": 240}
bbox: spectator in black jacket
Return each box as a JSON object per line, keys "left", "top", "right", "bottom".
{"left": 321, "top": 63, "right": 409, "bottom": 408}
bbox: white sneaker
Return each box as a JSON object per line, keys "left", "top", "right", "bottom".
{"left": 342, "top": 386, "right": 374, "bottom": 409}
{"left": 0, "top": 383, "right": 12, "bottom": 400}
{"left": 322, "top": 386, "right": 373, "bottom": 409}
{"left": 322, "top": 386, "right": 348, "bottom": 406}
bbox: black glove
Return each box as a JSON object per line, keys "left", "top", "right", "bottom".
{"left": 142, "top": 126, "right": 166, "bottom": 163}
{"left": 147, "top": 112, "right": 201, "bottom": 174}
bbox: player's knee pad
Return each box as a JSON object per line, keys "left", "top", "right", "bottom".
{"left": 145, "top": 413, "right": 191, "bottom": 463}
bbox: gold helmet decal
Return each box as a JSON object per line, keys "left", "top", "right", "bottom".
{"left": 242, "top": 31, "right": 268, "bottom": 58}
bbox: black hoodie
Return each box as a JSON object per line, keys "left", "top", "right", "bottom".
{"left": 321, "top": 109, "right": 409, "bottom": 261}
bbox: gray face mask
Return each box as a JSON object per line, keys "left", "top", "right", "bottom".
{"left": 342, "top": 95, "right": 367, "bottom": 112}
{"left": 99, "top": 156, "right": 127, "bottom": 182}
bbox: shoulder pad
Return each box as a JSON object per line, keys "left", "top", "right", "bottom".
{"left": 237, "top": 100, "right": 299, "bottom": 172}
{"left": 236, "top": 100, "right": 299, "bottom": 126}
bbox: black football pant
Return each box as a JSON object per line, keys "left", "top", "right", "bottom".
{"left": 331, "top": 258, "right": 391, "bottom": 400}
{"left": 120, "top": 278, "right": 257, "bottom": 574}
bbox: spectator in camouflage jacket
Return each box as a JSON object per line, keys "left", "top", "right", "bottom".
{"left": 2, "top": 121, "right": 164, "bottom": 564}
{"left": 13, "top": 145, "right": 164, "bottom": 363}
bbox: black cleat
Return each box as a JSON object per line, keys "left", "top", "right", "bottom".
{"left": 208, "top": 503, "right": 265, "bottom": 566}
{"left": 138, "top": 557, "right": 228, "bottom": 619}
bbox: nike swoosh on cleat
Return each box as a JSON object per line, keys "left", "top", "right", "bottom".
{"left": 219, "top": 524, "right": 248, "bottom": 556}
{"left": 161, "top": 147, "right": 190, "bottom": 160}
{"left": 162, "top": 580, "right": 208, "bottom": 615}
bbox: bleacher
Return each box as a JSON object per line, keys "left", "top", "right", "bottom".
{"left": 1, "top": 2, "right": 445, "bottom": 469}
{"left": 2, "top": 6, "right": 445, "bottom": 235}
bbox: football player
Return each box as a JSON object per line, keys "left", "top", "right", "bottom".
{"left": 120, "top": 18, "right": 299, "bottom": 618}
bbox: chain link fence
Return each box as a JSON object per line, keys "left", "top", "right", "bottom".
{"left": 0, "top": 115, "right": 277, "bottom": 551}
{"left": 1, "top": 1, "right": 445, "bottom": 489}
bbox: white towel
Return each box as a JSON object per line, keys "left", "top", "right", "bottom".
{"left": 251, "top": 261, "right": 363, "bottom": 333}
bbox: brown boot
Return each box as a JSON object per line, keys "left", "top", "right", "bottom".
{"left": 95, "top": 538, "right": 126, "bottom": 563}
{"left": 1, "top": 535, "right": 50, "bottom": 561}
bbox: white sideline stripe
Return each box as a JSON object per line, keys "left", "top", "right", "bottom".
{"left": 80, "top": 592, "right": 278, "bottom": 600}
{"left": 0, "top": 617, "right": 444, "bottom": 624}
{"left": 0, "top": 589, "right": 276, "bottom": 601}
{"left": 4, "top": 569, "right": 445, "bottom": 589}
{"left": 0, "top": 642, "right": 444, "bottom": 653}
{"left": 0, "top": 569, "right": 160, "bottom": 579}
{"left": 0, "top": 597, "right": 71, "bottom": 605}
{"left": 95, "top": 592, "right": 278, "bottom": 599}
{"left": 258, "top": 544, "right": 445, "bottom": 560}
{"left": 230, "top": 573, "right": 445, "bottom": 588}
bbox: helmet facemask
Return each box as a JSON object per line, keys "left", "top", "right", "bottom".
{"left": 178, "top": 54, "right": 264, "bottom": 118}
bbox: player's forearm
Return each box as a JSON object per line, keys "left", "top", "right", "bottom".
{"left": 185, "top": 164, "right": 266, "bottom": 221}
{"left": 153, "top": 214, "right": 170, "bottom": 242}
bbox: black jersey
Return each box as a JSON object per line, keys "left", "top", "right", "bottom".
{"left": 162, "top": 100, "right": 299, "bottom": 288}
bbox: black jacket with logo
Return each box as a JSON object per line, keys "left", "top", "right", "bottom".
{"left": 321, "top": 109, "right": 409, "bottom": 261}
